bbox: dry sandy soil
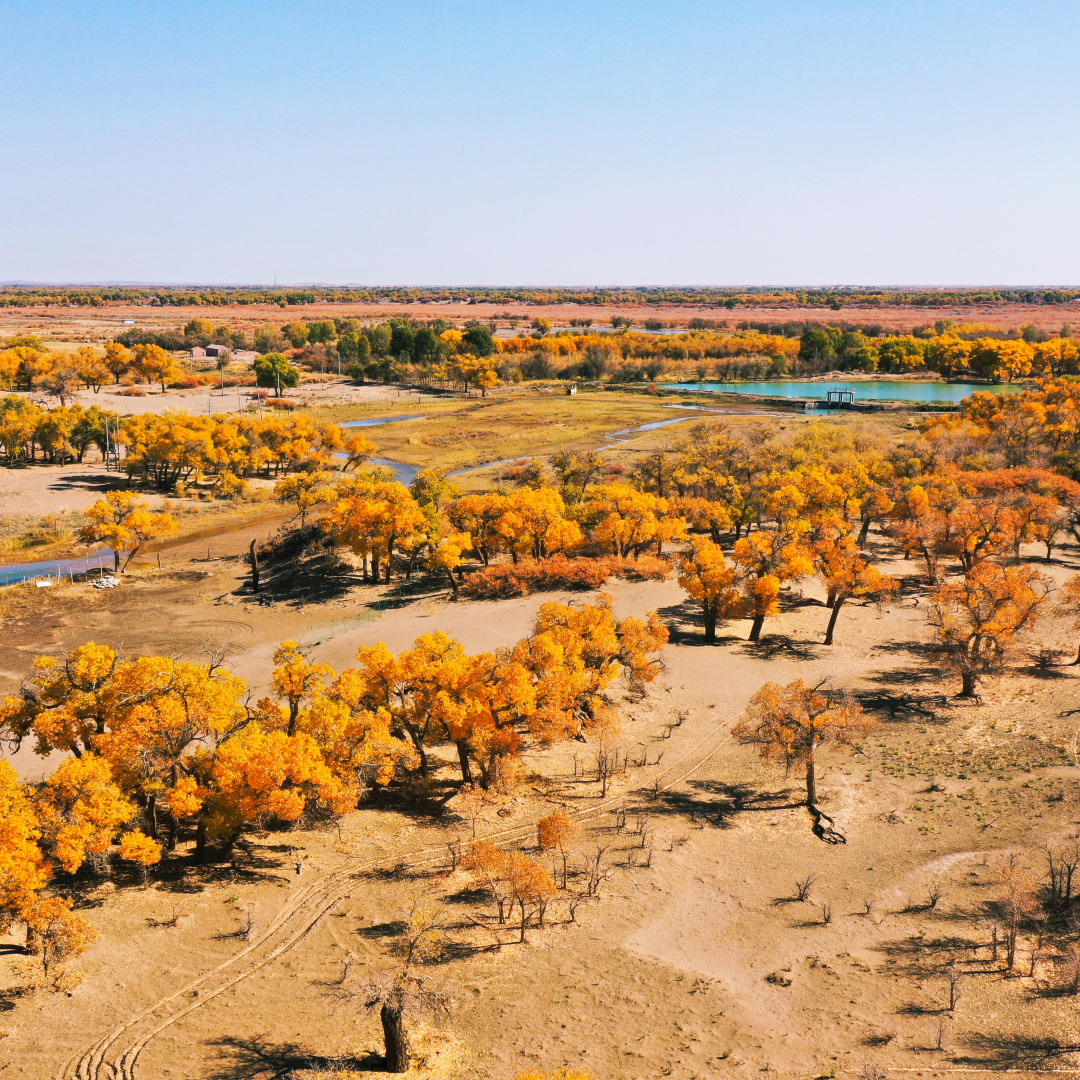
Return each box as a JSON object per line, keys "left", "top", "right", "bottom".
{"left": 3, "top": 381, "right": 416, "bottom": 419}
{"left": 3, "top": 524, "right": 1080, "bottom": 1079}
{"left": 2, "top": 301, "right": 1077, "bottom": 342}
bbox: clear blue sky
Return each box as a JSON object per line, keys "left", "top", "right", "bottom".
{"left": 3, "top": 1, "right": 1079, "bottom": 287}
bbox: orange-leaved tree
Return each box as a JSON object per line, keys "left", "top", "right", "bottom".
{"left": 732, "top": 527, "right": 814, "bottom": 642}
{"left": 131, "top": 343, "right": 182, "bottom": 392}
{"left": 324, "top": 478, "right": 428, "bottom": 582}
{"left": 580, "top": 483, "right": 686, "bottom": 558}
{"left": 505, "top": 851, "right": 557, "bottom": 941}
{"left": 103, "top": 341, "right": 132, "bottom": 384}
{"left": 23, "top": 895, "right": 96, "bottom": 980}
{"left": 1057, "top": 573, "right": 1080, "bottom": 665}
{"left": 447, "top": 492, "right": 508, "bottom": 565}
{"left": 678, "top": 536, "right": 743, "bottom": 642}
{"left": 887, "top": 474, "right": 963, "bottom": 585}
{"left": 429, "top": 531, "right": 473, "bottom": 594}
{"left": 733, "top": 679, "right": 874, "bottom": 819}
{"left": 275, "top": 469, "right": 339, "bottom": 527}
{"left": 463, "top": 839, "right": 513, "bottom": 923}
{"left": 927, "top": 562, "right": 1052, "bottom": 697}
{"left": 32, "top": 753, "right": 145, "bottom": 874}
{"left": 537, "top": 806, "right": 578, "bottom": 887}
{"left": 207, "top": 723, "right": 355, "bottom": 845}
{"left": 77, "top": 490, "right": 177, "bottom": 572}
{"left": 119, "top": 829, "right": 162, "bottom": 885}
{"left": 0, "top": 759, "right": 49, "bottom": 933}
{"left": 347, "top": 633, "right": 484, "bottom": 782}
{"left": 815, "top": 535, "right": 898, "bottom": 645}
{"left": 266, "top": 641, "right": 334, "bottom": 737}
{"left": 502, "top": 487, "right": 582, "bottom": 561}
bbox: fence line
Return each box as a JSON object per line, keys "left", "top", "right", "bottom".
{"left": 0, "top": 550, "right": 115, "bottom": 588}
{"left": 308, "top": 601, "right": 385, "bottom": 645}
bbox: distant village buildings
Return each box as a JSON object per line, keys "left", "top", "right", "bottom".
{"left": 191, "top": 344, "right": 231, "bottom": 359}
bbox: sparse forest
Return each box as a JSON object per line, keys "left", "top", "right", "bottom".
{"left": 5, "top": 353, "right": 1080, "bottom": 1076}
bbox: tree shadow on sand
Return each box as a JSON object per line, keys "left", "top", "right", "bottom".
{"left": 950, "top": 1031, "right": 1080, "bottom": 1070}
{"left": 739, "top": 634, "right": 821, "bottom": 661}
{"left": 648, "top": 779, "right": 801, "bottom": 829}
{"left": 206, "top": 1036, "right": 382, "bottom": 1079}
{"left": 852, "top": 689, "right": 950, "bottom": 723}
{"left": 655, "top": 600, "right": 726, "bottom": 647}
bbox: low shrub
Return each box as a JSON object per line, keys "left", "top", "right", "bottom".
{"left": 169, "top": 375, "right": 202, "bottom": 389}
{"left": 213, "top": 471, "right": 250, "bottom": 499}
{"left": 461, "top": 554, "right": 670, "bottom": 599}
{"left": 497, "top": 460, "right": 532, "bottom": 482}
{"left": 613, "top": 555, "right": 671, "bottom": 581}
{"left": 265, "top": 398, "right": 298, "bottom": 410}
{"left": 118, "top": 386, "right": 146, "bottom": 397}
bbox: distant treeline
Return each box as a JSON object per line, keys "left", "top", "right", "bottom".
{"left": 1, "top": 285, "right": 1079, "bottom": 310}
{"left": 98, "top": 313, "right": 1080, "bottom": 386}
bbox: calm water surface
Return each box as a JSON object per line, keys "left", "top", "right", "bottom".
{"left": 670, "top": 381, "right": 1024, "bottom": 404}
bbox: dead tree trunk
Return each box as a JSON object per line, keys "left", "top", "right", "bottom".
{"left": 380, "top": 1001, "right": 410, "bottom": 1072}
{"left": 249, "top": 539, "right": 260, "bottom": 593}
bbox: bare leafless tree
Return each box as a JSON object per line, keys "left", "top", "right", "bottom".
{"left": 350, "top": 895, "right": 450, "bottom": 1073}
{"left": 944, "top": 966, "right": 964, "bottom": 1011}
{"left": 1045, "top": 840, "right": 1080, "bottom": 909}
{"left": 584, "top": 844, "right": 611, "bottom": 897}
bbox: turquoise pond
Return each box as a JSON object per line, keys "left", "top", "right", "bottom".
{"left": 669, "top": 380, "right": 1024, "bottom": 404}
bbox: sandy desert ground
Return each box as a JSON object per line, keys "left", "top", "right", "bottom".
{"left": 2, "top": 529, "right": 1080, "bottom": 1079}
{"left": 0, "top": 323, "right": 1077, "bottom": 1078}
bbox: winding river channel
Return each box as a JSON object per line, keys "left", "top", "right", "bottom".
{"left": 0, "top": 384, "right": 999, "bottom": 584}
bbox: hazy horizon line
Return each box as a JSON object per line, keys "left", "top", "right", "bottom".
{"left": 3, "top": 281, "right": 1080, "bottom": 292}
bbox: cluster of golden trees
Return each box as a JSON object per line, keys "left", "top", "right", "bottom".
{"left": 0, "top": 596, "right": 665, "bottom": 952}
{"left": 117, "top": 411, "right": 362, "bottom": 489}
{"left": 0, "top": 397, "right": 115, "bottom": 464}
{"left": 0, "top": 398, "right": 359, "bottom": 492}
{"left": 274, "top": 404, "right": 1078, "bottom": 684}
{"left": 796, "top": 326, "right": 1080, "bottom": 379}
{"left": 0, "top": 341, "right": 193, "bottom": 401}
{"left": 655, "top": 388, "right": 1080, "bottom": 694}
{"left": 297, "top": 463, "right": 688, "bottom": 595}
